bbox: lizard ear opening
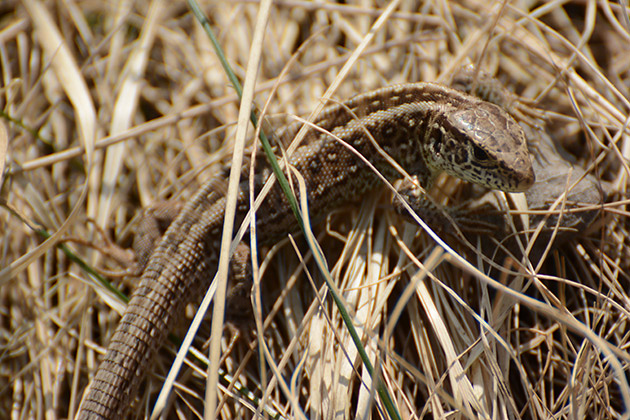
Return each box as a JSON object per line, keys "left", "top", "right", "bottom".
{"left": 428, "top": 127, "right": 444, "bottom": 157}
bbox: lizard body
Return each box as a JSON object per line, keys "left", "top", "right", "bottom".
{"left": 78, "top": 82, "right": 534, "bottom": 419}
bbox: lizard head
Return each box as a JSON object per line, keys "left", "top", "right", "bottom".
{"left": 424, "top": 101, "right": 535, "bottom": 192}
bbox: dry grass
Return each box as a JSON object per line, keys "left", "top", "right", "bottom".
{"left": 1, "top": 0, "right": 630, "bottom": 419}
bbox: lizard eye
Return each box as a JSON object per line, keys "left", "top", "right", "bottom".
{"left": 472, "top": 145, "right": 489, "bottom": 161}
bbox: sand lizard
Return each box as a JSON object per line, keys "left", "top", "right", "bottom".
{"left": 77, "top": 82, "right": 535, "bottom": 419}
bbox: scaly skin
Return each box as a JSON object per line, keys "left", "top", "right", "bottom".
{"left": 77, "top": 83, "right": 534, "bottom": 419}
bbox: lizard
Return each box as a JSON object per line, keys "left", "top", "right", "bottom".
{"left": 77, "top": 82, "right": 535, "bottom": 419}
